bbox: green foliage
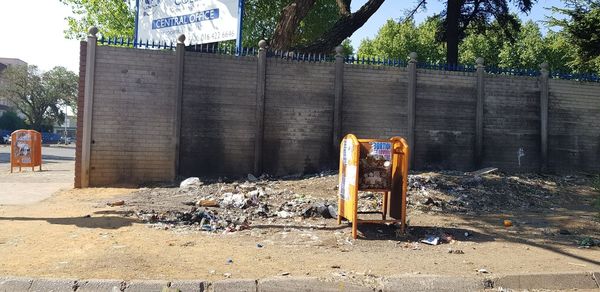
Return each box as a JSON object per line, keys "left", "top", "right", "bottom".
{"left": 60, "top": 0, "right": 135, "bottom": 40}
{"left": 498, "top": 21, "right": 546, "bottom": 69}
{"left": 547, "top": 0, "right": 600, "bottom": 73}
{"left": 358, "top": 15, "right": 598, "bottom": 74}
{"left": 358, "top": 18, "right": 444, "bottom": 62}
{"left": 61, "top": 0, "right": 341, "bottom": 49}
{"left": 0, "top": 65, "right": 78, "bottom": 131}
{"left": 340, "top": 39, "right": 354, "bottom": 55}
{"left": 0, "top": 111, "right": 26, "bottom": 131}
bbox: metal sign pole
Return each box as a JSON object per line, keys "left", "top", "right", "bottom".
{"left": 134, "top": 0, "right": 140, "bottom": 47}
{"left": 236, "top": 0, "right": 245, "bottom": 55}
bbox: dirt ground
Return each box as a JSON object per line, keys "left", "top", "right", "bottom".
{"left": 0, "top": 171, "right": 599, "bottom": 286}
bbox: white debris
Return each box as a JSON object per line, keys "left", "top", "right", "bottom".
{"left": 180, "top": 177, "right": 202, "bottom": 188}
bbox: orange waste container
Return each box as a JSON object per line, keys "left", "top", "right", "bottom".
{"left": 337, "top": 134, "right": 410, "bottom": 239}
{"left": 10, "top": 130, "right": 42, "bottom": 172}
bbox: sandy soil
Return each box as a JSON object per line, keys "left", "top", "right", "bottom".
{"left": 0, "top": 172, "right": 598, "bottom": 286}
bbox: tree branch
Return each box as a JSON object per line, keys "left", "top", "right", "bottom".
{"left": 298, "top": 0, "right": 386, "bottom": 53}
{"left": 270, "top": 0, "right": 317, "bottom": 50}
{"left": 403, "top": 0, "right": 427, "bottom": 23}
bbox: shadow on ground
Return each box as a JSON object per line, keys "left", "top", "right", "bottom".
{"left": 0, "top": 215, "right": 138, "bottom": 229}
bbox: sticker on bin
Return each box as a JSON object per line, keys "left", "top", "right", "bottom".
{"left": 369, "top": 142, "right": 392, "bottom": 161}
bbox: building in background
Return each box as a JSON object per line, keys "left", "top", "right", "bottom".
{"left": 0, "top": 58, "right": 27, "bottom": 116}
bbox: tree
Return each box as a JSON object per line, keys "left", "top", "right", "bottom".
{"left": 547, "top": 0, "right": 600, "bottom": 73}
{"left": 357, "top": 18, "right": 445, "bottom": 63}
{"left": 498, "top": 21, "right": 545, "bottom": 69}
{"left": 0, "top": 65, "right": 78, "bottom": 131}
{"left": 61, "top": 0, "right": 385, "bottom": 52}
{"left": 0, "top": 111, "right": 26, "bottom": 131}
{"left": 59, "top": 0, "right": 135, "bottom": 40}
{"left": 459, "top": 20, "right": 514, "bottom": 65}
{"left": 435, "top": 0, "right": 535, "bottom": 65}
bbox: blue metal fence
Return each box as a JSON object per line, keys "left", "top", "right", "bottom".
{"left": 344, "top": 55, "right": 407, "bottom": 67}
{"left": 96, "top": 37, "right": 600, "bottom": 82}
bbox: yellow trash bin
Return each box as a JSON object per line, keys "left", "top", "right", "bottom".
{"left": 337, "top": 134, "right": 409, "bottom": 239}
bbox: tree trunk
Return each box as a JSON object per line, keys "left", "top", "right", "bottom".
{"left": 446, "top": 0, "right": 460, "bottom": 65}
{"left": 298, "top": 0, "right": 385, "bottom": 53}
{"left": 271, "top": 0, "right": 317, "bottom": 50}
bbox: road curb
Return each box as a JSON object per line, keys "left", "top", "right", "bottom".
{"left": 491, "top": 272, "right": 600, "bottom": 290}
{"left": 0, "top": 272, "right": 599, "bottom": 291}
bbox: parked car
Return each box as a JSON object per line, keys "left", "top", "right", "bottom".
{"left": 60, "top": 136, "right": 72, "bottom": 144}
{"left": 2, "top": 135, "right": 10, "bottom": 144}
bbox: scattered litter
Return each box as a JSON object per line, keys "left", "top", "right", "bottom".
{"left": 331, "top": 265, "right": 341, "bottom": 269}
{"left": 247, "top": 174, "right": 258, "bottom": 182}
{"left": 421, "top": 236, "right": 440, "bottom": 245}
{"left": 223, "top": 273, "right": 231, "bottom": 278}
{"left": 226, "top": 258, "right": 233, "bottom": 264}
{"left": 180, "top": 177, "right": 202, "bottom": 188}
{"left": 464, "top": 232, "right": 471, "bottom": 237}
{"left": 107, "top": 200, "right": 125, "bottom": 207}
{"left": 577, "top": 237, "right": 596, "bottom": 248}
{"left": 567, "top": 262, "right": 587, "bottom": 267}
{"left": 467, "top": 167, "right": 498, "bottom": 176}
{"left": 476, "top": 269, "right": 489, "bottom": 274}
{"left": 448, "top": 249, "right": 464, "bottom": 254}
{"left": 559, "top": 229, "right": 571, "bottom": 235}
{"left": 277, "top": 211, "right": 294, "bottom": 219}
{"left": 197, "top": 200, "right": 219, "bottom": 207}
{"left": 280, "top": 272, "right": 290, "bottom": 276}
{"left": 256, "top": 243, "right": 263, "bottom": 248}
{"left": 503, "top": 220, "right": 513, "bottom": 227}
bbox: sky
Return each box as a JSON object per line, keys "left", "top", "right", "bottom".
{"left": 0, "top": 0, "right": 565, "bottom": 73}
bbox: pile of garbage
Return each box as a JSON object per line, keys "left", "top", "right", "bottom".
{"left": 407, "top": 169, "right": 584, "bottom": 214}
{"left": 127, "top": 175, "right": 343, "bottom": 233}
{"left": 121, "top": 169, "right": 588, "bottom": 233}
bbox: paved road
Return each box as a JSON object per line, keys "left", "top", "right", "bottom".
{"left": 0, "top": 144, "right": 74, "bottom": 205}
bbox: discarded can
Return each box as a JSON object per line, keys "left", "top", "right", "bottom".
{"left": 503, "top": 219, "right": 513, "bottom": 227}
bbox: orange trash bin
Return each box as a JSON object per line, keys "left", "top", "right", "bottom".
{"left": 337, "top": 134, "right": 410, "bottom": 239}
{"left": 10, "top": 130, "right": 42, "bottom": 172}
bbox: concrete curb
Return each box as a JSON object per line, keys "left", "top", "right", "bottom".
{"left": 0, "top": 272, "right": 598, "bottom": 291}
{"left": 491, "top": 272, "right": 600, "bottom": 290}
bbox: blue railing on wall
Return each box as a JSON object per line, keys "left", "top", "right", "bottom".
{"left": 486, "top": 66, "right": 540, "bottom": 77}
{"left": 344, "top": 55, "right": 407, "bottom": 67}
{"left": 96, "top": 37, "right": 600, "bottom": 82}
{"left": 267, "top": 50, "right": 334, "bottom": 62}
{"left": 550, "top": 71, "right": 600, "bottom": 82}
{"left": 417, "top": 62, "right": 476, "bottom": 72}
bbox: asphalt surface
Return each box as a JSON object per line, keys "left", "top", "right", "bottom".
{"left": 0, "top": 144, "right": 75, "bottom": 205}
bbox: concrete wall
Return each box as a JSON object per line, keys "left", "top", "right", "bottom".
{"left": 179, "top": 53, "right": 257, "bottom": 177}
{"left": 414, "top": 70, "right": 477, "bottom": 170}
{"left": 88, "top": 46, "right": 176, "bottom": 186}
{"left": 263, "top": 59, "right": 335, "bottom": 175}
{"left": 548, "top": 79, "right": 600, "bottom": 172}
{"left": 484, "top": 75, "right": 541, "bottom": 171}
{"left": 342, "top": 65, "right": 408, "bottom": 139}
{"left": 76, "top": 42, "right": 600, "bottom": 187}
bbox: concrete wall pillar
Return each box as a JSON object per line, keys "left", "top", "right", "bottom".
{"left": 173, "top": 34, "right": 186, "bottom": 179}
{"left": 253, "top": 40, "right": 268, "bottom": 175}
{"left": 80, "top": 27, "right": 98, "bottom": 188}
{"left": 407, "top": 52, "right": 417, "bottom": 168}
{"left": 475, "top": 57, "right": 485, "bottom": 167}
{"left": 539, "top": 62, "right": 549, "bottom": 171}
{"left": 332, "top": 46, "right": 344, "bottom": 157}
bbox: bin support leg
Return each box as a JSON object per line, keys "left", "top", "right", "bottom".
{"left": 382, "top": 192, "right": 388, "bottom": 220}
{"left": 352, "top": 220, "right": 358, "bottom": 239}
